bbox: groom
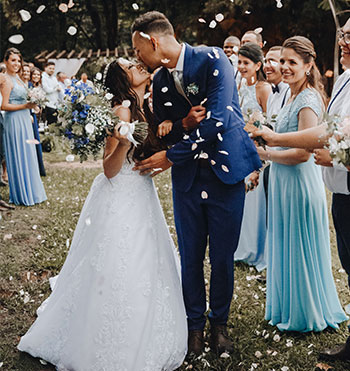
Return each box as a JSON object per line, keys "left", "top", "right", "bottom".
{"left": 132, "top": 11, "right": 261, "bottom": 356}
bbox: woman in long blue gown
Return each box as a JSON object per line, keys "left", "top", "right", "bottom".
{"left": 257, "top": 36, "right": 347, "bottom": 332}
{"left": 235, "top": 43, "right": 272, "bottom": 271}
{"left": 1, "top": 48, "right": 46, "bottom": 206}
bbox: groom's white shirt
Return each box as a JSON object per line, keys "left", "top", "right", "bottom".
{"left": 167, "top": 43, "right": 186, "bottom": 87}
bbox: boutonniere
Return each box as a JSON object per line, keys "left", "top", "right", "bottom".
{"left": 186, "top": 82, "right": 199, "bottom": 96}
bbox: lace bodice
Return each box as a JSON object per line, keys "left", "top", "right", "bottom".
{"left": 8, "top": 75, "right": 28, "bottom": 104}
{"left": 239, "top": 80, "right": 262, "bottom": 115}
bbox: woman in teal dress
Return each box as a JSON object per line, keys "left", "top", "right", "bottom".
{"left": 1, "top": 48, "right": 46, "bottom": 206}
{"left": 257, "top": 36, "right": 347, "bottom": 332}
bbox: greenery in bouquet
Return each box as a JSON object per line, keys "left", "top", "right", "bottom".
{"left": 324, "top": 113, "right": 350, "bottom": 168}
{"left": 57, "top": 79, "right": 148, "bottom": 162}
{"left": 27, "top": 86, "right": 49, "bottom": 107}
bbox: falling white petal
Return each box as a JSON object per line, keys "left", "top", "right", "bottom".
{"left": 122, "top": 100, "right": 131, "bottom": 108}
{"left": 26, "top": 139, "right": 40, "bottom": 145}
{"left": 220, "top": 352, "right": 230, "bottom": 359}
{"left": 213, "top": 69, "right": 219, "bottom": 76}
{"left": 67, "top": 26, "right": 77, "bottom": 36}
{"left": 221, "top": 165, "right": 229, "bottom": 172}
{"left": 164, "top": 102, "right": 172, "bottom": 107}
{"left": 161, "top": 86, "right": 168, "bottom": 93}
{"left": 144, "top": 92, "right": 151, "bottom": 99}
{"left": 196, "top": 129, "right": 200, "bottom": 137}
{"left": 209, "top": 20, "right": 217, "bottom": 29}
{"left": 207, "top": 53, "right": 214, "bottom": 59}
{"left": 200, "top": 98, "right": 207, "bottom": 105}
{"left": 219, "top": 150, "right": 229, "bottom": 155}
{"left": 8, "top": 34, "right": 24, "bottom": 44}
{"left": 183, "top": 134, "right": 189, "bottom": 140}
{"left": 201, "top": 191, "right": 208, "bottom": 199}
{"left": 217, "top": 133, "right": 223, "bottom": 141}
{"left": 245, "top": 10, "right": 251, "bottom": 14}
{"left": 140, "top": 32, "right": 151, "bottom": 40}
{"left": 85, "top": 123, "right": 95, "bottom": 134}
{"left": 226, "top": 105, "right": 233, "bottom": 112}
{"left": 199, "top": 152, "right": 208, "bottom": 159}
{"left": 192, "top": 143, "right": 198, "bottom": 151}
{"left": 85, "top": 217, "right": 91, "bottom": 226}
{"left": 198, "top": 18, "right": 206, "bottom": 23}
{"left": 105, "top": 93, "right": 113, "bottom": 100}
{"left": 207, "top": 111, "right": 211, "bottom": 119}
{"left": 196, "top": 138, "right": 205, "bottom": 143}
{"left": 58, "top": 3, "right": 68, "bottom": 12}
{"left": 36, "top": 5, "right": 46, "bottom": 14}
{"left": 233, "top": 46, "right": 239, "bottom": 53}
{"left": 194, "top": 154, "right": 199, "bottom": 159}
{"left": 95, "top": 72, "right": 102, "bottom": 80}
{"left": 254, "top": 27, "right": 263, "bottom": 34}
{"left": 19, "top": 9, "right": 31, "bottom": 22}
{"left": 132, "top": 3, "right": 139, "bottom": 10}
{"left": 161, "top": 58, "right": 170, "bottom": 64}
{"left": 216, "top": 122, "right": 223, "bottom": 127}
{"left": 210, "top": 160, "right": 216, "bottom": 165}
{"left": 215, "top": 13, "right": 224, "bottom": 22}
{"left": 270, "top": 60, "right": 279, "bottom": 67}
{"left": 276, "top": 0, "right": 283, "bottom": 8}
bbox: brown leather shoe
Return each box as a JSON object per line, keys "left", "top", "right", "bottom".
{"left": 210, "top": 325, "right": 234, "bottom": 355}
{"left": 0, "top": 200, "right": 15, "bottom": 210}
{"left": 187, "top": 330, "right": 204, "bottom": 357}
{"left": 319, "top": 338, "right": 350, "bottom": 362}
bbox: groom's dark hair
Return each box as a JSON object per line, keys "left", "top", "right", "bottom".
{"left": 131, "top": 11, "right": 174, "bottom": 36}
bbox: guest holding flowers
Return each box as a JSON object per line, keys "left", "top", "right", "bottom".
{"left": 257, "top": 36, "right": 347, "bottom": 332}
{"left": 0, "top": 48, "right": 46, "bottom": 206}
{"left": 29, "top": 67, "right": 46, "bottom": 176}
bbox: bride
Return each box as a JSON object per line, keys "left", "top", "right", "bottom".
{"left": 17, "top": 59, "right": 188, "bottom": 371}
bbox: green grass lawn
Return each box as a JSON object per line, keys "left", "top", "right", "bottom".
{"left": 0, "top": 150, "right": 350, "bottom": 371}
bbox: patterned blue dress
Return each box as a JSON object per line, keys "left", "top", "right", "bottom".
{"left": 235, "top": 83, "right": 267, "bottom": 271}
{"left": 265, "top": 88, "right": 347, "bottom": 332}
{"left": 3, "top": 75, "right": 47, "bottom": 206}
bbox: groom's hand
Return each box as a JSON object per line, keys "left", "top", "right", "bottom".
{"left": 182, "top": 105, "right": 206, "bottom": 131}
{"left": 133, "top": 150, "right": 173, "bottom": 177}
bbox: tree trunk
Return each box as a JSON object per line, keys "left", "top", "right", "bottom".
{"left": 85, "top": 0, "right": 103, "bottom": 49}
{"left": 101, "top": 0, "right": 118, "bottom": 49}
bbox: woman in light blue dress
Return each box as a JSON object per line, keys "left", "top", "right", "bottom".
{"left": 257, "top": 36, "right": 347, "bottom": 332}
{"left": 235, "top": 43, "right": 272, "bottom": 271}
{"left": 1, "top": 48, "right": 46, "bottom": 206}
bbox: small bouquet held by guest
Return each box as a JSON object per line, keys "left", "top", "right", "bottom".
{"left": 57, "top": 78, "right": 148, "bottom": 162}
{"left": 27, "top": 86, "right": 48, "bottom": 108}
{"left": 243, "top": 110, "right": 275, "bottom": 149}
{"left": 324, "top": 113, "right": 350, "bottom": 168}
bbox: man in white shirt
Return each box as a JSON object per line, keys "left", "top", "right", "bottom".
{"left": 56, "top": 71, "right": 68, "bottom": 102}
{"left": 42, "top": 62, "right": 61, "bottom": 124}
{"left": 263, "top": 46, "right": 290, "bottom": 121}
{"left": 77, "top": 73, "right": 94, "bottom": 89}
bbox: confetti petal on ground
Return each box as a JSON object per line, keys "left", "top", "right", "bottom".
{"left": 164, "top": 102, "right": 172, "bottom": 106}
{"left": 216, "top": 122, "right": 223, "bottom": 127}
{"left": 198, "top": 18, "right": 206, "bottom": 23}
{"left": 213, "top": 69, "right": 219, "bottom": 76}
{"left": 192, "top": 143, "right": 198, "bottom": 151}
{"left": 161, "top": 87, "right": 168, "bottom": 93}
{"left": 4, "top": 234, "right": 12, "bottom": 240}
{"left": 255, "top": 351, "right": 263, "bottom": 358}
{"left": 221, "top": 165, "right": 229, "bottom": 172}
{"left": 140, "top": 32, "right": 151, "bottom": 40}
{"left": 19, "top": 9, "right": 31, "bottom": 22}
{"left": 209, "top": 20, "right": 217, "bottom": 29}
{"left": 201, "top": 191, "right": 208, "bottom": 199}
{"left": 67, "top": 26, "right": 77, "bottom": 35}
{"left": 66, "top": 154, "right": 75, "bottom": 162}
{"left": 220, "top": 352, "right": 230, "bottom": 358}
{"left": 8, "top": 34, "right": 24, "bottom": 44}
{"left": 161, "top": 58, "right": 170, "bottom": 64}
{"left": 122, "top": 100, "right": 131, "bottom": 108}
{"left": 217, "top": 133, "right": 223, "bottom": 141}
{"left": 281, "top": 367, "right": 289, "bottom": 371}
{"left": 215, "top": 13, "right": 224, "bottom": 22}
{"left": 132, "top": 3, "right": 139, "bottom": 10}
{"left": 59, "top": 3, "right": 68, "bottom": 12}
{"left": 273, "top": 334, "right": 281, "bottom": 342}
{"left": 32, "top": 225, "right": 37, "bottom": 230}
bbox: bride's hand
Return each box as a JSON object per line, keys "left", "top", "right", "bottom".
{"left": 113, "top": 123, "right": 131, "bottom": 147}
{"left": 157, "top": 120, "right": 173, "bottom": 137}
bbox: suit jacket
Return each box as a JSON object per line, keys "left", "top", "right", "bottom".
{"left": 153, "top": 44, "right": 261, "bottom": 192}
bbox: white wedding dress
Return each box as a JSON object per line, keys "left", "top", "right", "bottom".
{"left": 18, "top": 161, "right": 188, "bottom": 371}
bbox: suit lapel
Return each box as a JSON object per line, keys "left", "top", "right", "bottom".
{"left": 183, "top": 43, "right": 194, "bottom": 97}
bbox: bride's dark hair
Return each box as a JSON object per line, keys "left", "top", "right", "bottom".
{"left": 103, "top": 60, "right": 166, "bottom": 161}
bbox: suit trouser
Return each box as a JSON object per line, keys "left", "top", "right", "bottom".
{"left": 332, "top": 193, "right": 350, "bottom": 289}
{"left": 45, "top": 107, "right": 58, "bottom": 125}
{"left": 173, "top": 165, "right": 245, "bottom": 331}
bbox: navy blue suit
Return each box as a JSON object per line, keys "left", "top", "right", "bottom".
{"left": 153, "top": 44, "right": 261, "bottom": 330}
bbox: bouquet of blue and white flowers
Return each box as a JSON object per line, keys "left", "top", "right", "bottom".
{"left": 27, "top": 86, "right": 48, "bottom": 107}
{"left": 57, "top": 79, "right": 148, "bottom": 162}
